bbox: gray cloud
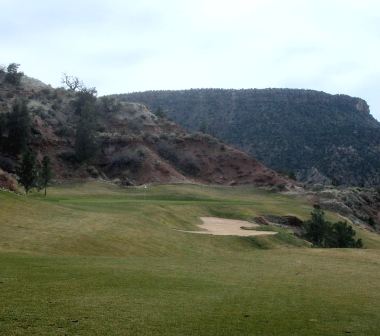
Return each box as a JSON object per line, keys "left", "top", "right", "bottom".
{"left": 1, "top": 0, "right": 379, "bottom": 119}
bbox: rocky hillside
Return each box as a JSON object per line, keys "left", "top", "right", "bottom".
{"left": 118, "top": 89, "right": 380, "bottom": 187}
{"left": 0, "top": 74, "right": 289, "bottom": 189}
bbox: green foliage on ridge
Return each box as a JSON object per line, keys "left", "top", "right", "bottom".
{"left": 118, "top": 89, "right": 380, "bottom": 186}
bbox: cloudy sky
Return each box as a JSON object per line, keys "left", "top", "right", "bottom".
{"left": 1, "top": 0, "right": 380, "bottom": 119}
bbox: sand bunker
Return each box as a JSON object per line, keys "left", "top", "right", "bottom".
{"left": 179, "top": 217, "right": 278, "bottom": 237}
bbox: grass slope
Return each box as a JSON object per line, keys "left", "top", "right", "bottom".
{"left": 1, "top": 182, "right": 380, "bottom": 335}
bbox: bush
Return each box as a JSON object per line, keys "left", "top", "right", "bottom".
{"left": 99, "top": 96, "right": 122, "bottom": 114}
{"left": 75, "top": 98, "right": 98, "bottom": 163}
{"left": 156, "top": 142, "right": 179, "bottom": 164}
{"left": 303, "top": 205, "right": 330, "bottom": 246}
{"left": 58, "top": 151, "right": 77, "bottom": 164}
{"left": 17, "top": 149, "right": 37, "bottom": 194}
{"left": 5, "top": 63, "right": 24, "bottom": 85}
{"left": 325, "top": 221, "right": 363, "bottom": 248}
{"left": 303, "top": 205, "right": 362, "bottom": 248}
{"left": 0, "top": 113, "right": 7, "bottom": 139}
{"left": 178, "top": 155, "right": 201, "bottom": 177}
{"left": 154, "top": 107, "right": 166, "bottom": 118}
{"left": 56, "top": 125, "right": 74, "bottom": 137}
{"left": 367, "top": 217, "right": 375, "bottom": 228}
{"left": 7, "top": 100, "right": 31, "bottom": 154}
{"left": 156, "top": 142, "right": 200, "bottom": 176}
{"left": 110, "top": 149, "right": 146, "bottom": 173}
{"left": 143, "top": 133, "right": 159, "bottom": 144}
{"left": 0, "top": 156, "right": 16, "bottom": 173}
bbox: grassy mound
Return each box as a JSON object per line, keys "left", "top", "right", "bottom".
{"left": 0, "top": 182, "right": 380, "bottom": 335}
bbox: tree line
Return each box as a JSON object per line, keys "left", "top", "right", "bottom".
{"left": 0, "top": 63, "right": 24, "bottom": 86}
{"left": 0, "top": 66, "right": 100, "bottom": 195}
{"left": 0, "top": 99, "right": 52, "bottom": 195}
{"left": 61, "top": 73, "right": 99, "bottom": 163}
{"left": 120, "top": 89, "right": 380, "bottom": 187}
{"left": 303, "top": 205, "right": 363, "bottom": 248}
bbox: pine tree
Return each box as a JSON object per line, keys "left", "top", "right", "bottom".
{"left": 18, "top": 149, "right": 37, "bottom": 194}
{"left": 5, "top": 63, "right": 24, "bottom": 85}
{"left": 40, "top": 156, "right": 52, "bottom": 196}
{"left": 75, "top": 101, "right": 97, "bottom": 162}
{"left": 303, "top": 205, "right": 330, "bottom": 246}
{"left": 154, "top": 107, "right": 165, "bottom": 118}
{"left": 7, "top": 100, "right": 31, "bottom": 155}
{"left": 325, "top": 221, "right": 363, "bottom": 248}
{"left": 199, "top": 120, "right": 208, "bottom": 133}
{"left": 0, "top": 113, "right": 7, "bottom": 149}
{"left": 303, "top": 205, "right": 362, "bottom": 248}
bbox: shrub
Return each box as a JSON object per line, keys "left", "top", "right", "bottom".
{"left": 51, "top": 102, "right": 61, "bottom": 111}
{"left": 325, "top": 221, "right": 363, "bottom": 248}
{"left": 99, "top": 96, "right": 122, "bottom": 114}
{"left": 178, "top": 155, "right": 201, "bottom": 177}
{"left": 40, "top": 88, "right": 51, "bottom": 96}
{"left": 0, "top": 156, "right": 16, "bottom": 173}
{"left": 58, "top": 151, "right": 77, "bottom": 164}
{"left": 5, "top": 63, "right": 24, "bottom": 85}
{"left": 367, "top": 217, "right": 375, "bottom": 228}
{"left": 303, "top": 205, "right": 330, "bottom": 246}
{"left": 75, "top": 97, "right": 98, "bottom": 163}
{"left": 128, "top": 119, "right": 142, "bottom": 134}
{"left": 56, "top": 125, "right": 74, "bottom": 137}
{"left": 154, "top": 107, "right": 166, "bottom": 118}
{"left": 156, "top": 142, "right": 179, "bottom": 164}
{"left": 143, "top": 133, "right": 159, "bottom": 144}
{"left": 303, "top": 205, "right": 362, "bottom": 248}
{"left": 17, "top": 149, "right": 37, "bottom": 194}
{"left": 110, "top": 149, "right": 146, "bottom": 173}
{"left": 7, "top": 100, "right": 31, "bottom": 154}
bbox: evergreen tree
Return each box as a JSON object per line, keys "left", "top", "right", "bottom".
{"left": 5, "top": 63, "right": 24, "bottom": 85}
{"left": 154, "top": 107, "right": 165, "bottom": 118}
{"left": 74, "top": 86, "right": 97, "bottom": 116}
{"left": 72, "top": 83, "right": 99, "bottom": 163}
{"left": 7, "top": 100, "right": 31, "bottom": 155}
{"left": 326, "top": 221, "right": 363, "bottom": 248}
{"left": 199, "top": 120, "right": 208, "bottom": 133}
{"left": 303, "top": 205, "right": 362, "bottom": 248}
{"left": 0, "top": 113, "right": 7, "bottom": 149}
{"left": 75, "top": 101, "right": 97, "bottom": 162}
{"left": 18, "top": 149, "right": 37, "bottom": 194}
{"left": 303, "top": 205, "right": 330, "bottom": 246}
{"left": 39, "top": 155, "right": 52, "bottom": 196}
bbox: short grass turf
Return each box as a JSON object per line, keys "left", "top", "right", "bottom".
{"left": 1, "top": 182, "right": 380, "bottom": 335}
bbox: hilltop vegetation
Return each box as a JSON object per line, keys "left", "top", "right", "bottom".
{"left": 0, "top": 70, "right": 288, "bottom": 189}
{"left": 119, "top": 89, "right": 380, "bottom": 187}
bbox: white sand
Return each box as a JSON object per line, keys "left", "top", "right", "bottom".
{"left": 179, "top": 217, "right": 278, "bottom": 237}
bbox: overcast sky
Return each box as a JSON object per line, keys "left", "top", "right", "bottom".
{"left": 1, "top": 0, "right": 380, "bottom": 119}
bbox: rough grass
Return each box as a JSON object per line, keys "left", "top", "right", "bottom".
{"left": 1, "top": 181, "right": 380, "bottom": 335}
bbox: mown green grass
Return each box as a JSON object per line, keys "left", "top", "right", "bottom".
{"left": 1, "top": 181, "right": 380, "bottom": 335}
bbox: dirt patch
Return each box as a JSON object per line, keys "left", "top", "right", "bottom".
{"left": 179, "top": 217, "right": 278, "bottom": 237}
